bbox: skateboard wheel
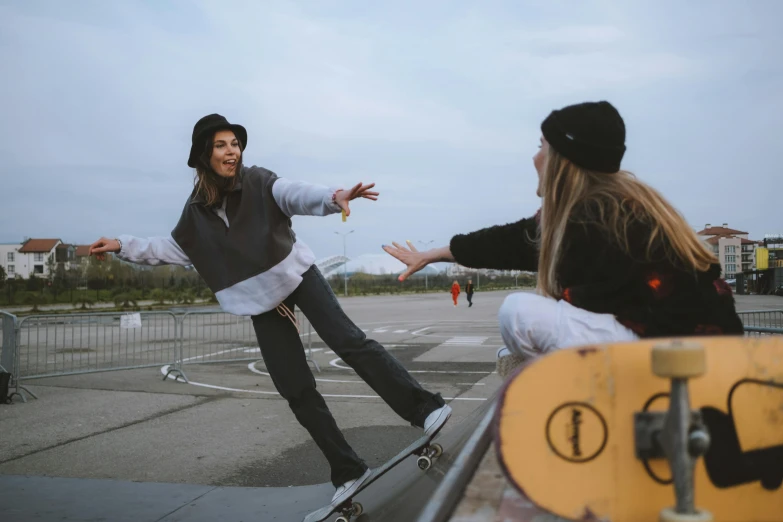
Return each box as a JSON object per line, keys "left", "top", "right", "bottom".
{"left": 335, "top": 517, "right": 349, "bottom": 522}
{"left": 431, "top": 443, "right": 443, "bottom": 458}
{"left": 352, "top": 502, "right": 363, "bottom": 516}
{"left": 688, "top": 429, "right": 710, "bottom": 457}
{"left": 659, "top": 507, "right": 713, "bottom": 522}
{"left": 417, "top": 455, "right": 432, "bottom": 471}
{"left": 651, "top": 341, "right": 706, "bottom": 379}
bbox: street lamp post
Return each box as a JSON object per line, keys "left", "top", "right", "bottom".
{"left": 334, "top": 230, "right": 354, "bottom": 297}
{"left": 418, "top": 240, "right": 435, "bottom": 290}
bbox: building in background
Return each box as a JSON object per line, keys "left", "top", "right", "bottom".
{"left": 55, "top": 243, "right": 77, "bottom": 268}
{"left": 0, "top": 242, "right": 21, "bottom": 279}
{"left": 696, "top": 223, "right": 757, "bottom": 280}
{"left": 74, "top": 245, "right": 93, "bottom": 268}
{"left": 756, "top": 234, "right": 783, "bottom": 270}
{"left": 13, "top": 239, "right": 63, "bottom": 279}
{"left": 0, "top": 239, "right": 96, "bottom": 281}
{"left": 735, "top": 233, "right": 783, "bottom": 296}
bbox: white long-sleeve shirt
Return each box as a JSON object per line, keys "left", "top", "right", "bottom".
{"left": 117, "top": 177, "right": 342, "bottom": 315}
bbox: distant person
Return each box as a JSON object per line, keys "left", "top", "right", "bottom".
{"left": 384, "top": 101, "right": 743, "bottom": 376}
{"left": 451, "top": 280, "right": 461, "bottom": 307}
{"left": 88, "top": 113, "right": 451, "bottom": 508}
{"left": 465, "top": 278, "right": 475, "bottom": 307}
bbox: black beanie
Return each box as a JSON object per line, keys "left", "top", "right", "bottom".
{"left": 540, "top": 101, "right": 626, "bottom": 173}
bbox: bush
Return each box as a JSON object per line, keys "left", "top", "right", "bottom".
{"left": 175, "top": 289, "right": 196, "bottom": 305}
{"left": 111, "top": 287, "right": 129, "bottom": 297}
{"left": 74, "top": 293, "right": 96, "bottom": 310}
{"left": 199, "top": 289, "right": 218, "bottom": 303}
{"left": 113, "top": 292, "right": 140, "bottom": 309}
{"left": 149, "top": 288, "right": 168, "bottom": 305}
{"left": 23, "top": 291, "right": 50, "bottom": 312}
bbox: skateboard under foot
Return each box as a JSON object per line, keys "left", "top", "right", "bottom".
{"left": 303, "top": 423, "right": 448, "bottom": 522}
{"left": 331, "top": 442, "right": 442, "bottom": 522}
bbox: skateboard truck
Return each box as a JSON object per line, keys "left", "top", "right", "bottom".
{"left": 416, "top": 443, "right": 443, "bottom": 471}
{"left": 634, "top": 340, "right": 714, "bottom": 522}
{"left": 334, "top": 501, "right": 363, "bottom": 522}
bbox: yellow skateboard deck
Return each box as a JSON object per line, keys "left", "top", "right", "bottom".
{"left": 495, "top": 336, "right": 783, "bottom": 522}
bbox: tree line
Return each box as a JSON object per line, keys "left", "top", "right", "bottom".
{"left": 0, "top": 255, "right": 213, "bottom": 311}
{"left": 0, "top": 255, "right": 536, "bottom": 312}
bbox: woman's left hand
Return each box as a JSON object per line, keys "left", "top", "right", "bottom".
{"left": 334, "top": 182, "right": 379, "bottom": 217}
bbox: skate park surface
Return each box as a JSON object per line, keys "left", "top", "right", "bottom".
{"left": 1, "top": 290, "right": 780, "bottom": 521}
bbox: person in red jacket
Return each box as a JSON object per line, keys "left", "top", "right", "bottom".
{"left": 451, "top": 280, "right": 461, "bottom": 307}
{"left": 383, "top": 101, "right": 742, "bottom": 375}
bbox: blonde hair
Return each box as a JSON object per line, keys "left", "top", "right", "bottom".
{"left": 536, "top": 148, "right": 717, "bottom": 299}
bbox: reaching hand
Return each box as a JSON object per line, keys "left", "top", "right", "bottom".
{"left": 382, "top": 240, "right": 431, "bottom": 282}
{"left": 334, "top": 182, "right": 379, "bottom": 217}
{"left": 89, "top": 237, "right": 121, "bottom": 261}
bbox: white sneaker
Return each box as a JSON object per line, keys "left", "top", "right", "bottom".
{"left": 423, "top": 404, "right": 452, "bottom": 437}
{"left": 496, "top": 346, "right": 511, "bottom": 358}
{"left": 331, "top": 468, "right": 372, "bottom": 506}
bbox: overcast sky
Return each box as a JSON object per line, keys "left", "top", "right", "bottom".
{"left": 1, "top": 0, "right": 781, "bottom": 260}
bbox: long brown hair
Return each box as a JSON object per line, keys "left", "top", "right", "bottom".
{"left": 536, "top": 147, "right": 717, "bottom": 298}
{"left": 193, "top": 133, "right": 244, "bottom": 207}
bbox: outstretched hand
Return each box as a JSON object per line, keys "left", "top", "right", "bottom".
{"left": 89, "top": 237, "right": 121, "bottom": 261}
{"left": 334, "top": 182, "right": 379, "bottom": 217}
{"left": 382, "top": 240, "right": 430, "bottom": 282}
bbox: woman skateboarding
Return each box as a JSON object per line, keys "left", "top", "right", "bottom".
{"left": 383, "top": 101, "right": 743, "bottom": 376}
{"left": 88, "top": 114, "right": 452, "bottom": 507}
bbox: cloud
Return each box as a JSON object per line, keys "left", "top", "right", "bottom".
{"left": 0, "top": 0, "right": 781, "bottom": 258}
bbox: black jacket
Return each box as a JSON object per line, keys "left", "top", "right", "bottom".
{"left": 449, "top": 207, "right": 744, "bottom": 338}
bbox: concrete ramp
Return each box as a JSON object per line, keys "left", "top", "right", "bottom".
{"left": 0, "top": 475, "right": 333, "bottom": 522}
{"left": 0, "top": 396, "right": 516, "bottom": 522}
{"left": 338, "top": 395, "right": 498, "bottom": 521}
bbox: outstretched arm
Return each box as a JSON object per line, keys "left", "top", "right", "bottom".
{"left": 272, "top": 178, "right": 378, "bottom": 218}
{"left": 271, "top": 178, "right": 342, "bottom": 217}
{"left": 449, "top": 215, "right": 539, "bottom": 271}
{"left": 89, "top": 235, "right": 192, "bottom": 266}
{"left": 382, "top": 242, "right": 455, "bottom": 281}
{"left": 383, "top": 211, "right": 540, "bottom": 281}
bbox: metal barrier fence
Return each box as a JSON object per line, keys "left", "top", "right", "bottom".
{"left": 1, "top": 307, "right": 779, "bottom": 403}
{"left": 1, "top": 311, "right": 37, "bottom": 402}
{"left": 1, "top": 311, "right": 14, "bottom": 375}
{"left": 737, "top": 310, "right": 783, "bottom": 336}
{"left": 6, "top": 309, "right": 317, "bottom": 390}
{"left": 16, "top": 312, "right": 180, "bottom": 379}
{"left": 172, "top": 309, "right": 318, "bottom": 383}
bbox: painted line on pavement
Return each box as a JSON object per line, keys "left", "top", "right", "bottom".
{"left": 328, "top": 357, "right": 492, "bottom": 374}
{"left": 159, "top": 364, "right": 486, "bottom": 401}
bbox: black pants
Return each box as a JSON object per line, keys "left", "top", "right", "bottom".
{"left": 251, "top": 265, "right": 445, "bottom": 487}
{"left": 467, "top": 292, "right": 473, "bottom": 305}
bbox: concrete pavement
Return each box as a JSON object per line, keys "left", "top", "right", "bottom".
{"left": 2, "top": 290, "right": 515, "bottom": 488}
{"left": 1, "top": 289, "right": 780, "bottom": 521}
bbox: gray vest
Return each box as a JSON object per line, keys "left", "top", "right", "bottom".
{"left": 171, "top": 166, "right": 295, "bottom": 292}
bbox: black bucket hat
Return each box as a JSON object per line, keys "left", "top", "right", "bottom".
{"left": 540, "top": 101, "right": 626, "bottom": 173}
{"left": 187, "top": 114, "right": 247, "bottom": 168}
